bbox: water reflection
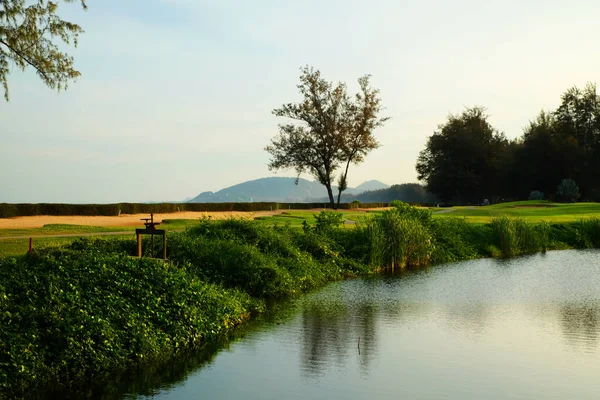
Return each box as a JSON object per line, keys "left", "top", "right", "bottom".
{"left": 293, "top": 250, "right": 600, "bottom": 385}
{"left": 559, "top": 303, "right": 600, "bottom": 351}
{"left": 299, "top": 300, "right": 378, "bottom": 379}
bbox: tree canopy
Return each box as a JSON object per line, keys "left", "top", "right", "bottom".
{"left": 416, "top": 107, "right": 508, "bottom": 204}
{"left": 416, "top": 83, "right": 600, "bottom": 204}
{"left": 266, "top": 66, "right": 388, "bottom": 209}
{"left": 0, "top": 0, "right": 86, "bottom": 101}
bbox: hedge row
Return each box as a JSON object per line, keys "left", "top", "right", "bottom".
{"left": 0, "top": 202, "right": 387, "bottom": 218}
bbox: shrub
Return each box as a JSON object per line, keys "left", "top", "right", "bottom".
{"left": 389, "top": 200, "right": 432, "bottom": 226}
{"left": 528, "top": 191, "right": 544, "bottom": 201}
{"left": 349, "top": 200, "right": 362, "bottom": 209}
{"left": 169, "top": 218, "right": 365, "bottom": 297}
{"left": 556, "top": 178, "right": 580, "bottom": 203}
{"left": 314, "top": 210, "right": 345, "bottom": 233}
{"left": 429, "top": 217, "right": 484, "bottom": 264}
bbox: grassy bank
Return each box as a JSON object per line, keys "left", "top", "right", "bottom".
{"left": 2, "top": 202, "right": 600, "bottom": 397}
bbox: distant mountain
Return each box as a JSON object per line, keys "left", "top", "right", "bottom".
{"left": 345, "top": 180, "right": 390, "bottom": 195}
{"left": 188, "top": 177, "right": 390, "bottom": 203}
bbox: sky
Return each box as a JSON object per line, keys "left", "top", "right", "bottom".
{"left": 1, "top": 0, "right": 600, "bottom": 203}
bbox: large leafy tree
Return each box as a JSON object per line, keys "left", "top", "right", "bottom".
{"left": 553, "top": 83, "right": 600, "bottom": 199}
{"left": 513, "top": 111, "right": 571, "bottom": 198}
{"left": 515, "top": 84, "right": 600, "bottom": 200}
{"left": 0, "top": 0, "right": 86, "bottom": 101}
{"left": 266, "top": 66, "right": 388, "bottom": 209}
{"left": 416, "top": 107, "right": 509, "bottom": 204}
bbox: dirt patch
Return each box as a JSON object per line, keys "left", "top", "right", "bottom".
{"left": 513, "top": 205, "right": 557, "bottom": 209}
{"left": 0, "top": 211, "right": 284, "bottom": 229}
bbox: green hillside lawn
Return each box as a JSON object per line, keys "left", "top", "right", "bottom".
{"left": 254, "top": 210, "right": 379, "bottom": 226}
{"left": 433, "top": 201, "right": 600, "bottom": 223}
{"left": 255, "top": 202, "right": 600, "bottom": 226}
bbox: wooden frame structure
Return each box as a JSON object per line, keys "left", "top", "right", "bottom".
{"left": 136, "top": 213, "right": 167, "bottom": 259}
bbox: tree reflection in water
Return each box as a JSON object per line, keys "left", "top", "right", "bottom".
{"left": 560, "top": 302, "right": 600, "bottom": 351}
{"left": 299, "top": 300, "right": 378, "bottom": 379}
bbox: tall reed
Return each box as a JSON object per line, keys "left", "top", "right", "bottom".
{"left": 574, "top": 217, "right": 600, "bottom": 248}
{"left": 491, "top": 216, "right": 550, "bottom": 257}
{"left": 368, "top": 207, "right": 432, "bottom": 270}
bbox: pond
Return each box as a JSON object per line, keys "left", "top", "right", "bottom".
{"left": 125, "top": 250, "right": 600, "bottom": 399}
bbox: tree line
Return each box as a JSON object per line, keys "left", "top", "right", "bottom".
{"left": 416, "top": 84, "right": 600, "bottom": 204}
{"left": 337, "top": 183, "right": 436, "bottom": 205}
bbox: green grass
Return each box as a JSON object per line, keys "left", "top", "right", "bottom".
{"left": 432, "top": 200, "right": 600, "bottom": 223}
{"left": 0, "top": 221, "right": 207, "bottom": 258}
{"left": 0, "top": 235, "right": 136, "bottom": 258}
{"left": 254, "top": 210, "right": 378, "bottom": 227}
{"left": 0, "top": 224, "right": 132, "bottom": 238}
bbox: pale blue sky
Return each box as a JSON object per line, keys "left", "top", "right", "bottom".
{"left": 1, "top": 0, "right": 599, "bottom": 203}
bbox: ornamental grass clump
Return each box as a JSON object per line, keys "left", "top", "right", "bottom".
{"left": 365, "top": 204, "right": 433, "bottom": 270}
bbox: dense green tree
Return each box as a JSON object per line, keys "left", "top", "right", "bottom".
{"left": 0, "top": 0, "right": 86, "bottom": 101}
{"left": 416, "top": 107, "right": 509, "bottom": 204}
{"left": 513, "top": 111, "right": 564, "bottom": 197}
{"left": 553, "top": 83, "right": 600, "bottom": 199}
{"left": 515, "top": 84, "right": 600, "bottom": 200}
{"left": 266, "top": 66, "right": 388, "bottom": 209}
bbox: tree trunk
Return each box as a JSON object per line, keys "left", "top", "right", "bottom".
{"left": 336, "top": 160, "right": 352, "bottom": 209}
{"left": 326, "top": 184, "right": 336, "bottom": 209}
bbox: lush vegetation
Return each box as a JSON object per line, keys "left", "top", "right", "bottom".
{"left": 2, "top": 202, "right": 600, "bottom": 397}
{"left": 0, "top": 248, "right": 262, "bottom": 396}
{"left": 417, "top": 84, "right": 600, "bottom": 204}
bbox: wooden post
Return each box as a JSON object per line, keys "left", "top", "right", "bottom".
{"left": 162, "top": 234, "right": 167, "bottom": 260}
{"left": 137, "top": 233, "right": 142, "bottom": 257}
{"left": 29, "top": 237, "right": 33, "bottom": 254}
{"left": 151, "top": 233, "right": 155, "bottom": 258}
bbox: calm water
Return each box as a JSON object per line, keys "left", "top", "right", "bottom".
{"left": 127, "top": 250, "right": 600, "bottom": 400}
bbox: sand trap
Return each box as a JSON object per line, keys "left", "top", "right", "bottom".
{"left": 0, "top": 211, "right": 284, "bottom": 229}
